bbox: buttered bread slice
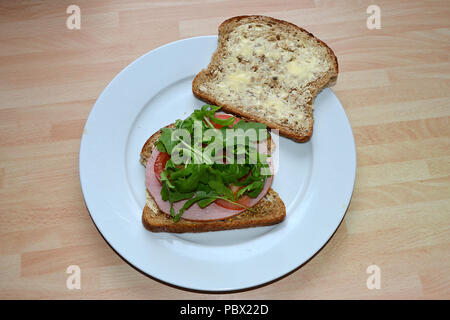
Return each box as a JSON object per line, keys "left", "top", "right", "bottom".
{"left": 193, "top": 15, "right": 338, "bottom": 142}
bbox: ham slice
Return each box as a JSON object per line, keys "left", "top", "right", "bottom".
{"left": 145, "top": 147, "right": 273, "bottom": 222}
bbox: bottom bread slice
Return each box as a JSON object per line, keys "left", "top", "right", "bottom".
{"left": 142, "top": 188, "right": 286, "bottom": 233}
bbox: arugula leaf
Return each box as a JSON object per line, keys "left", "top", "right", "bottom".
{"left": 158, "top": 128, "right": 178, "bottom": 154}
{"left": 160, "top": 183, "right": 169, "bottom": 201}
{"left": 160, "top": 170, "right": 174, "bottom": 189}
{"left": 197, "top": 197, "right": 217, "bottom": 208}
{"left": 169, "top": 190, "right": 195, "bottom": 202}
{"left": 175, "top": 190, "right": 218, "bottom": 218}
{"left": 154, "top": 105, "right": 273, "bottom": 222}
{"left": 236, "top": 179, "right": 265, "bottom": 198}
{"left": 156, "top": 140, "right": 166, "bottom": 152}
{"left": 177, "top": 197, "right": 200, "bottom": 217}
{"left": 208, "top": 177, "right": 234, "bottom": 199}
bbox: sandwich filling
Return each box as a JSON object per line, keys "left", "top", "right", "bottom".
{"left": 145, "top": 105, "right": 274, "bottom": 222}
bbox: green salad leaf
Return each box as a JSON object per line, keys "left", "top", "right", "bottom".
{"left": 154, "top": 105, "right": 272, "bottom": 221}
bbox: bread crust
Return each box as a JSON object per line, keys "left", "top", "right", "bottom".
{"left": 141, "top": 126, "right": 286, "bottom": 233}
{"left": 192, "top": 15, "right": 338, "bottom": 142}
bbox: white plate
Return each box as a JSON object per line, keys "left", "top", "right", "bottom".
{"left": 79, "top": 36, "right": 356, "bottom": 292}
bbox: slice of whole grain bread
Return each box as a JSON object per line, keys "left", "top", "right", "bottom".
{"left": 192, "top": 15, "right": 338, "bottom": 142}
{"left": 141, "top": 127, "right": 286, "bottom": 233}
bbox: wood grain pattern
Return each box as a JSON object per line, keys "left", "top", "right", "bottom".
{"left": 0, "top": 0, "right": 449, "bottom": 299}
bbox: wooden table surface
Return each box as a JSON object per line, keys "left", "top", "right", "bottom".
{"left": 1, "top": 0, "right": 449, "bottom": 299}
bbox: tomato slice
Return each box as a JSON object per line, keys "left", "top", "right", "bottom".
{"left": 215, "top": 185, "right": 252, "bottom": 210}
{"left": 153, "top": 151, "right": 170, "bottom": 184}
{"left": 210, "top": 113, "right": 240, "bottom": 129}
